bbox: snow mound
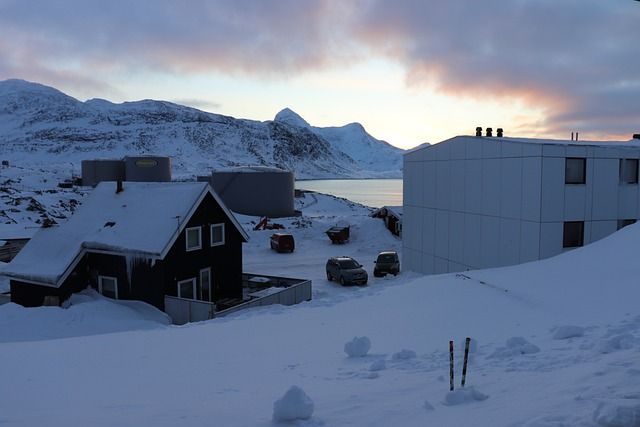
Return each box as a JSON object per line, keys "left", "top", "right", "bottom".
{"left": 489, "top": 337, "right": 540, "bottom": 358}
{"left": 0, "top": 289, "right": 170, "bottom": 343}
{"left": 344, "top": 336, "right": 371, "bottom": 358}
{"left": 423, "top": 400, "right": 435, "bottom": 410}
{"left": 599, "top": 334, "right": 638, "bottom": 354}
{"left": 592, "top": 401, "right": 640, "bottom": 426}
{"left": 443, "top": 387, "right": 489, "bottom": 406}
{"left": 392, "top": 349, "right": 417, "bottom": 360}
{"left": 272, "top": 386, "right": 314, "bottom": 422}
{"left": 553, "top": 325, "right": 586, "bottom": 340}
{"left": 369, "top": 359, "right": 386, "bottom": 372}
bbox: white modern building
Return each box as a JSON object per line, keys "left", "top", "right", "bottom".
{"left": 403, "top": 133, "right": 640, "bottom": 274}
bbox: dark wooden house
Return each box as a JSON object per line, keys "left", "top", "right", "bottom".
{"left": 3, "top": 181, "right": 249, "bottom": 310}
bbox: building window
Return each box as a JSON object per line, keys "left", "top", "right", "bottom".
{"left": 210, "top": 223, "right": 225, "bottom": 247}
{"left": 617, "top": 219, "right": 637, "bottom": 230}
{"left": 619, "top": 159, "right": 639, "bottom": 184}
{"left": 565, "top": 158, "right": 586, "bottom": 184}
{"left": 185, "top": 226, "right": 202, "bottom": 251}
{"left": 98, "top": 276, "right": 118, "bottom": 299}
{"left": 177, "top": 278, "right": 196, "bottom": 300}
{"left": 199, "top": 268, "right": 212, "bottom": 302}
{"left": 563, "top": 221, "right": 584, "bottom": 248}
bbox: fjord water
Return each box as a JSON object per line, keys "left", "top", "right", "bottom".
{"left": 295, "top": 179, "right": 403, "bottom": 208}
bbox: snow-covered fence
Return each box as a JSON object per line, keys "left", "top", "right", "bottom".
{"left": 164, "top": 296, "right": 216, "bottom": 325}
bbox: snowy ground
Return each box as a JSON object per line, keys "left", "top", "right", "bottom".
{"left": 1, "top": 187, "right": 639, "bottom": 426}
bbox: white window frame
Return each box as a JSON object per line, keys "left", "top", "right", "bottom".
{"left": 98, "top": 275, "right": 119, "bottom": 299}
{"left": 210, "top": 223, "right": 225, "bottom": 247}
{"left": 199, "top": 267, "right": 212, "bottom": 302}
{"left": 177, "top": 278, "right": 197, "bottom": 300}
{"left": 185, "top": 226, "right": 202, "bottom": 251}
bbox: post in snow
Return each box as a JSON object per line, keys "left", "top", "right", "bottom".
{"left": 461, "top": 337, "right": 471, "bottom": 387}
{"left": 449, "top": 340, "right": 454, "bottom": 391}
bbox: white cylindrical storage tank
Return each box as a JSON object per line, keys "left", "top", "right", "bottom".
{"left": 124, "top": 156, "right": 171, "bottom": 182}
{"left": 81, "top": 159, "right": 125, "bottom": 187}
{"left": 209, "top": 166, "right": 295, "bottom": 217}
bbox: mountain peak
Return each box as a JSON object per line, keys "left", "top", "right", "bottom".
{"left": 0, "top": 79, "right": 65, "bottom": 96}
{"left": 274, "top": 108, "right": 310, "bottom": 128}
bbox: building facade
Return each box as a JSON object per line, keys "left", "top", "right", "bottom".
{"left": 403, "top": 135, "right": 640, "bottom": 274}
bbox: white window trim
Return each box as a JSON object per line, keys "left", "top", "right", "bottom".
{"left": 185, "top": 226, "right": 202, "bottom": 251}
{"left": 177, "top": 278, "right": 196, "bottom": 300}
{"left": 98, "top": 275, "right": 119, "bottom": 299}
{"left": 199, "top": 267, "right": 212, "bottom": 302}
{"left": 210, "top": 223, "right": 225, "bottom": 247}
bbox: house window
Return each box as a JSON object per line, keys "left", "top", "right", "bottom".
{"left": 565, "top": 158, "right": 586, "bottom": 184}
{"left": 185, "top": 226, "right": 202, "bottom": 251}
{"left": 210, "top": 223, "right": 225, "bottom": 247}
{"left": 199, "top": 268, "right": 212, "bottom": 302}
{"left": 617, "top": 219, "right": 637, "bottom": 230}
{"left": 98, "top": 276, "right": 118, "bottom": 299}
{"left": 177, "top": 278, "right": 196, "bottom": 300}
{"left": 619, "top": 159, "right": 638, "bottom": 184}
{"left": 563, "top": 221, "right": 584, "bottom": 248}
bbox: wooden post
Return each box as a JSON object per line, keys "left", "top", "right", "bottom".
{"left": 449, "top": 340, "right": 454, "bottom": 391}
{"left": 461, "top": 337, "right": 471, "bottom": 387}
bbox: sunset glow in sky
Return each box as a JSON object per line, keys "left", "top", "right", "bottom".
{"left": 1, "top": 0, "right": 638, "bottom": 149}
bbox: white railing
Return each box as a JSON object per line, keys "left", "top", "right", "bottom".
{"left": 164, "top": 296, "right": 216, "bottom": 325}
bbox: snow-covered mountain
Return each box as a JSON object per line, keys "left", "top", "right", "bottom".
{"left": 274, "top": 108, "right": 403, "bottom": 175}
{"left": 0, "top": 79, "right": 404, "bottom": 179}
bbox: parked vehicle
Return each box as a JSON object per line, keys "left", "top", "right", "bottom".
{"left": 326, "top": 226, "right": 350, "bottom": 244}
{"left": 270, "top": 233, "right": 295, "bottom": 253}
{"left": 373, "top": 251, "right": 400, "bottom": 277}
{"left": 326, "top": 256, "right": 368, "bottom": 286}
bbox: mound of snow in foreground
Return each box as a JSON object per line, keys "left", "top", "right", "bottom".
{"left": 0, "top": 220, "right": 639, "bottom": 426}
{"left": 0, "top": 289, "right": 170, "bottom": 343}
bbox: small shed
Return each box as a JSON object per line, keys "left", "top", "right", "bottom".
{"left": 371, "top": 206, "right": 403, "bottom": 237}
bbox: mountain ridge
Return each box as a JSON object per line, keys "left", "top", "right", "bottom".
{"left": 0, "top": 79, "right": 404, "bottom": 179}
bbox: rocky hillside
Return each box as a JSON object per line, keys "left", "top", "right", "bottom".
{"left": 0, "top": 79, "right": 404, "bottom": 179}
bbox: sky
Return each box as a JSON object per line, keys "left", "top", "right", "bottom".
{"left": 0, "top": 0, "right": 638, "bottom": 149}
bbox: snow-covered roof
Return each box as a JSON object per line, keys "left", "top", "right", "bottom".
{"left": 2, "top": 181, "right": 248, "bottom": 287}
{"left": 0, "top": 224, "right": 39, "bottom": 240}
{"left": 372, "top": 206, "right": 403, "bottom": 218}
{"left": 385, "top": 206, "right": 403, "bottom": 218}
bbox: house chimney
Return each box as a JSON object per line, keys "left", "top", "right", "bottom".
{"left": 116, "top": 180, "right": 124, "bottom": 193}
{"left": 486, "top": 127, "right": 493, "bottom": 137}
{"left": 576, "top": 132, "right": 579, "bottom": 141}
{"left": 475, "top": 127, "right": 483, "bottom": 137}
{"left": 496, "top": 128, "right": 503, "bottom": 137}
{"left": 633, "top": 133, "right": 640, "bottom": 140}
{"left": 571, "top": 132, "right": 574, "bottom": 141}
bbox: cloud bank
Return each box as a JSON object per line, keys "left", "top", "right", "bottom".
{"left": 0, "top": 0, "right": 638, "bottom": 137}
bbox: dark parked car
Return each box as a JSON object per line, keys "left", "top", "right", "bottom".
{"left": 326, "top": 256, "right": 368, "bottom": 286}
{"left": 270, "top": 233, "right": 295, "bottom": 253}
{"left": 373, "top": 251, "right": 400, "bottom": 277}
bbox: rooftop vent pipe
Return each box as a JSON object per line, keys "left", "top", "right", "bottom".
{"left": 633, "top": 134, "right": 640, "bottom": 140}
{"left": 496, "top": 128, "right": 503, "bottom": 137}
{"left": 116, "top": 180, "right": 124, "bottom": 194}
{"left": 475, "top": 127, "right": 483, "bottom": 137}
{"left": 486, "top": 127, "right": 493, "bottom": 137}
